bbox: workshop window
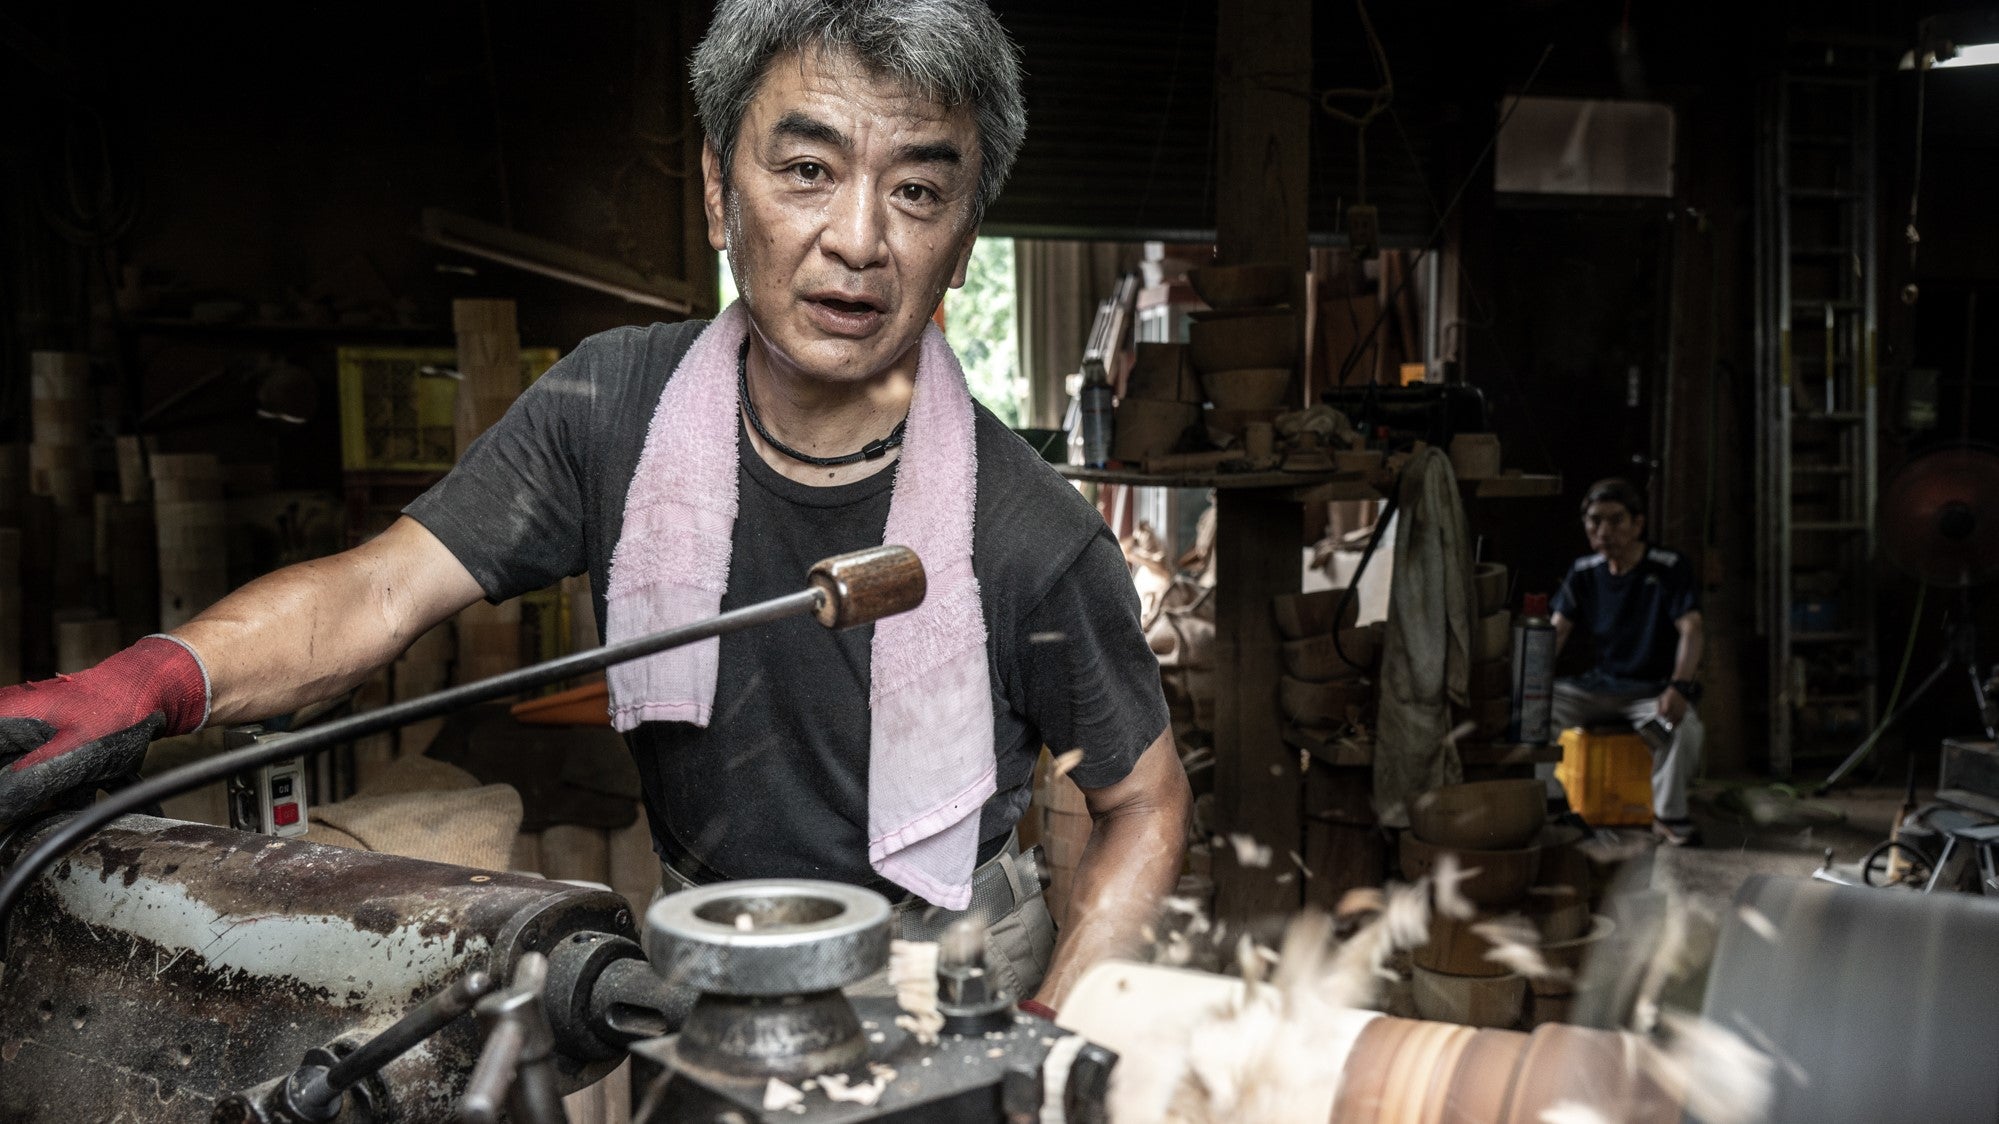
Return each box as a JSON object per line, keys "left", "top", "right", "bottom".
{"left": 1494, "top": 96, "right": 1677, "bottom": 198}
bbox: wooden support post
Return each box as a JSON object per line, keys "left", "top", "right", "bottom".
{"left": 1211, "top": 0, "right": 1313, "bottom": 927}
{"left": 1214, "top": 0, "right": 1312, "bottom": 400}
{"left": 1211, "top": 488, "right": 1305, "bottom": 924}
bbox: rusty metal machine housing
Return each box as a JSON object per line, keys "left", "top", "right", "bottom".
{"left": 0, "top": 814, "right": 641, "bottom": 1122}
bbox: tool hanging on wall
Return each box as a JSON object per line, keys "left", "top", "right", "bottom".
{"left": 1319, "top": 0, "right": 1394, "bottom": 262}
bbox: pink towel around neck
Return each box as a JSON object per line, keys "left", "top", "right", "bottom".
{"left": 603, "top": 303, "right": 996, "bottom": 909}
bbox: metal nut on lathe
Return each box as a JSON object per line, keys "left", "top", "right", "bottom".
{"left": 645, "top": 880, "right": 891, "bottom": 997}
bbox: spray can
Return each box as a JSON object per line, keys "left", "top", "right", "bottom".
{"left": 1079, "top": 369, "right": 1115, "bottom": 467}
{"left": 1509, "top": 593, "right": 1557, "bottom": 744}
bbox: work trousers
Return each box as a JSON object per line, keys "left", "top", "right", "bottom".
{"left": 1549, "top": 677, "right": 1703, "bottom": 821}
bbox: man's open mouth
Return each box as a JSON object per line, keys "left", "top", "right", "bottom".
{"left": 815, "top": 296, "right": 881, "bottom": 314}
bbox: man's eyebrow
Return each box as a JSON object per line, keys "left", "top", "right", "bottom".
{"left": 896, "top": 140, "right": 963, "bottom": 167}
{"left": 769, "top": 111, "right": 850, "bottom": 152}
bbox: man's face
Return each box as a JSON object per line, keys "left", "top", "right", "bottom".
{"left": 1583, "top": 500, "right": 1644, "bottom": 556}
{"left": 704, "top": 48, "right": 982, "bottom": 385}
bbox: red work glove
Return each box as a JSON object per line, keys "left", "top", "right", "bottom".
{"left": 0, "top": 636, "right": 208, "bottom": 823}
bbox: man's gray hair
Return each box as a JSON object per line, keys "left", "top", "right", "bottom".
{"left": 692, "top": 0, "right": 1026, "bottom": 219}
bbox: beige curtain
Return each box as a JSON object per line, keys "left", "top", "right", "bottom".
{"left": 1014, "top": 239, "right": 1146, "bottom": 428}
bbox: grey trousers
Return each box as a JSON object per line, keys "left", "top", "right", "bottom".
{"left": 1548, "top": 678, "right": 1703, "bottom": 821}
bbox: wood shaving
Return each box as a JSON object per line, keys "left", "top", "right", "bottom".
{"left": 1735, "top": 904, "right": 1780, "bottom": 943}
{"left": 762, "top": 1078, "right": 804, "bottom": 1111}
{"left": 1473, "top": 915, "right": 1565, "bottom": 980}
{"left": 1226, "top": 833, "right": 1273, "bottom": 868}
{"left": 888, "top": 939, "right": 944, "bottom": 1045}
{"left": 734, "top": 912, "right": 754, "bottom": 931}
{"left": 818, "top": 1071, "right": 889, "bottom": 1106}
{"left": 1538, "top": 1101, "right": 1613, "bottom": 1124}
{"left": 1638, "top": 1009, "right": 1776, "bottom": 1124}
{"left": 1431, "top": 852, "right": 1480, "bottom": 922}
{"left": 1288, "top": 850, "right": 1313, "bottom": 879}
{"left": 1051, "top": 748, "right": 1086, "bottom": 781}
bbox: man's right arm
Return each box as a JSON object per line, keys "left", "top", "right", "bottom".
{"left": 1551, "top": 612, "right": 1574, "bottom": 654}
{"left": 177, "top": 516, "right": 487, "bottom": 726}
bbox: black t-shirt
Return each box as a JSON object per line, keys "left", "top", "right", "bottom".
{"left": 1551, "top": 545, "right": 1699, "bottom": 689}
{"left": 404, "top": 320, "right": 1167, "bottom": 886}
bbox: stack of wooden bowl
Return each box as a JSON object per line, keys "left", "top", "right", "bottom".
{"left": 1112, "top": 342, "right": 1203, "bottom": 463}
{"left": 1272, "top": 590, "right": 1375, "bottom": 731}
{"left": 1520, "top": 821, "right": 1612, "bottom": 1026}
{"left": 1186, "top": 263, "right": 1298, "bottom": 442}
{"left": 1401, "top": 778, "right": 1546, "bottom": 1029}
{"left": 1465, "top": 562, "right": 1514, "bottom": 739}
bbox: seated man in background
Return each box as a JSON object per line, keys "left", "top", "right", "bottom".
{"left": 1550, "top": 478, "right": 1705, "bottom": 846}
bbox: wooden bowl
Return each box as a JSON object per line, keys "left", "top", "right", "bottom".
{"left": 1473, "top": 562, "right": 1510, "bottom": 615}
{"left": 1411, "top": 963, "right": 1526, "bottom": 1028}
{"left": 1469, "top": 657, "right": 1513, "bottom": 700}
{"left": 1110, "top": 398, "right": 1199, "bottom": 462}
{"left": 1449, "top": 432, "right": 1503, "bottom": 479}
{"left": 1413, "top": 912, "right": 1510, "bottom": 977}
{"left": 1524, "top": 894, "right": 1589, "bottom": 942}
{"left": 1332, "top": 1016, "right": 1417, "bottom": 1121}
{"left": 1533, "top": 822, "right": 1592, "bottom": 904}
{"left": 1204, "top": 406, "right": 1285, "bottom": 439}
{"left": 1189, "top": 262, "right": 1292, "bottom": 309}
{"left": 1399, "top": 833, "right": 1542, "bottom": 908}
{"left": 1190, "top": 311, "right": 1299, "bottom": 373}
{"left": 1409, "top": 778, "right": 1545, "bottom": 851}
{"left": 1281, "top": 675, "right": 1374, "bottom": 726}
{"left": 1281, "top": 625, "right": 1378, "bottom": 681}
{"left": 1272, "top": 589, "right": 1360, "bottom": 639}
{"left": 1125, "top": 342, "right": 1200, "bottom": 403}
{"left": 1335, "top": 448, "right": 1380, "bottom": 473}
{"left": 1473, "top": 610, "right": 1512, "bottom": 662}
{"left": 1530, "top": 914, "right": 1616, "bottom": 997}
{"left": 1201, "top": 366, "right": 1291, "bottom": 410}
{"left": 1471, "top": 696, "right": 1512, "bottom": 738}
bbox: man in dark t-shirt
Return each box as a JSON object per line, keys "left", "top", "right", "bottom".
{"left": 0, "top": 0, "right": 1189, "bottom": 1016}
{"left": 1550, "top": 478, "right": 1706, "bottom": 845}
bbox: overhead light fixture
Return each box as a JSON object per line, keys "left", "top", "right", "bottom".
{"left": 1900, "top": 11, "right": 1999, "bottom": 69}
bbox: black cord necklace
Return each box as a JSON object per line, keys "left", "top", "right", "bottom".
{"left": 738, "top": 343, "right": 907, "bottom": 468}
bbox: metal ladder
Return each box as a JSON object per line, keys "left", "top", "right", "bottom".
{"left": 1754, "top": 67, "right": 1880, "bottom": 778}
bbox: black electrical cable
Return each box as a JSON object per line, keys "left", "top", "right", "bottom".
{"left": 0, "top": 587, "right": 825, "bottom": 929}
{"left": 1328, "top": 488, "right": 1401, "bottom": 674}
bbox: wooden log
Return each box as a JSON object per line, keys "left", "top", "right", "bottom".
{"left": 1302, "top": 762, "right": 1384, "bottom": 913}
{"left": 455, "top": 598, "right": 521, "bottom": 683}
{"left": 29, "top": 352, "right": 92, "bottom": 514}
{"left": 608, "top": 809, "right": 660, "bottom": 918}
{"left": 152, "top": 454, "right": 228, "bottom": 631}
{"left": 98, "top": 499, "right": 158, "bottom": 643}
{"left": 115, "top": 435, "right": 151, "bottom": 503}
{"left": 509, "top": 831, "right": 544, "bottom": 875}
{"left": 28, "top": 443, "right": 90, "bottom": 513}
{"left": 452, "top": 298, "right": 522, "bottom": 450}
{"left": 54, "top": 613, "right": 123, "bottom": 674}
{"left": 1041, "top": 772, "right": 1093, "bottom": 930}
{"left": 540, "top": 824, "right": 612, "bottom": 886}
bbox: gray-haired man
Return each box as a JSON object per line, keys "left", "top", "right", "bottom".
{"left": 0, "top": 0, "right": 1189, "bottom": 1015}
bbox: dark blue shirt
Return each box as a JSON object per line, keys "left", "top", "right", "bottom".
{"left": 1552, "top": 546, "right": 1699, "bottom": 689}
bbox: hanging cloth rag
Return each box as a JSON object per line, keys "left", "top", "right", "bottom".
{"left": 602, "top": 302, "right": 994, "bottom": 909}
{"left": 1373, "top": 446, "right": 1475, "bottom": 826}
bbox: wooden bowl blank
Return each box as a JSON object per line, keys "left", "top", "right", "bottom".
{"left": 1409, "top": 778, "right": 1546, "bottom": 851}
{"left": 1281, "top": 675, "right": 1374, "bottom": 726}
{"left": 1332, "top": 1015, "right": 1418, "bottom": 1122}
{"left": 1524, "top": 894, "right": 1589, "bottom": 942}
{"left": 1204, "top": 406, "right": 1285, "bottom": 438}
{"left": 1533, "top": 822, "right": 1593, "bottom": 904}
{"left": 1473, "top": 609, "right": 1512, "bottom": 662}
{"left": 1471, "top": 696, "right": 1512, "bottom": 738}
{"left": 1272, "top": 588, "right": 1361, "bottom": 639}
{"left": 1335, "top": 448, "right": 1380, "bottom": 472}
{"left": 1399, "top": 833, "right": 1542, "bottom": 908}
{"left": 1189, "top": 311, "right": 1299, "bottom": 373}
{"left": 1413, "top": 912, "right": 1510, "bottom": 978}
{"left": 1473, "top": 561, "right": 1510, "bottom": 615}
{"left": 1281, "top": 625, "right": 1379, "bottom": 681}
{"left": 1443, "top": 1029, "right": 1533, "bottom": 1124}
{"left": 1110, "top": 398, "right": 1199, "bottom": 462}
{"left": 1449, "top": 432, "right": 1503, "bottom": 480}
{"left": 1124, "top": 342, "right": 1200, "bottom": 403}
{"left": 1201, "top": 366, "right": 1291, "bottom": 410}
{"left": 1411, "top": 963, "right": 1527, "bottom": 1029}
{"left": 1188, "top": 262, "right": 1292, "bottom": 309}
{"left": 1469, "top": 658, "right": 1513, "bottom": 700}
